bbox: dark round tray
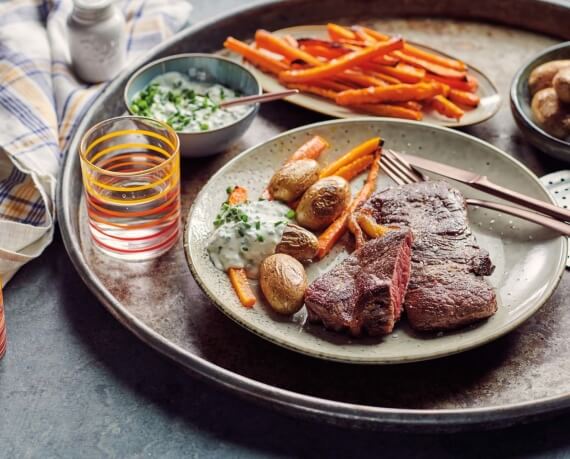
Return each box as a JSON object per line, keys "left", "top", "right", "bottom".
{"left": 59, "top": 0, "right": 570, "bottom": 432}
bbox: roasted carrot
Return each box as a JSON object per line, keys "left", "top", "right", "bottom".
{"left": 287, "top": 135, "right": 330, "bottom": 163}
{"left": 355, "top": 103, "right": 423, "bottom": 121}
{"left": 356, "top": 26, "right": 390, "bottom": 42}
{"left": 227, "top": 185, "right": 248, "bottom": 205}
{"left": 403, "top": 44, "right": 466, "bottom": 71}
{"left": 225, "top": 186, "right": 256, "bottom": 308}
{"left": 395, "top": 100, "right": 423, "bottom": 111}
{"left": 224, "top": 37, "right": 289, "bottom": 75}
{"left": 286, "top": 83, "right": 339, "bottom": 100}
{"left": 448, "top": 88, "right": 480, "bottom": 107}
{"left": 317, "top": 150, "right": 381, "bottom": 259}
{"left": 357, "top": 213, "right": 392, "bottom": 239}
{"left": 327, "top": 23, "right": 357, "bottom": 41}
{"left": 338, "top": 70, "right": 387, "bottom": 88}
{"left": 431, "top": 95, "right": 465, "bottom": 119}
{"left": 426, "top": 74, "right": 478, "bottom": 92}
{"left": 314, "top": 79, "right": 354, "bottom": 92}
{"left": 320, "top": 137, "right": 381, "bottom": 178}
{"left": 300, "top": 43, "right": 347, "bottom": 60}
{"left": 228, "top": 268, "right": 256, "bottom": 308}
{"left": 283, "top": 34, "right": 298, "bottom": 48}
{"left": 352, "top": 27, "right": 378, "bottom": 44}
{"left": 363, "top": 68, "right": 402, "bottom": 85}
{"left": 255, "top": 30, "right": 322, "bottom": 66}
{"left": 278, "top": 37, "right": 404, "bottom": 83}
{"left": 374, "top": 63, "right": 426, "bottom": 83}
{"left": 336, "top": 82, "right": 444, "bottom": 106}
{"left": 333, "top": 155, "right": 374, "bottom": 181}
{"left": 392, "top": 50, "right": 467, "bottom": 80}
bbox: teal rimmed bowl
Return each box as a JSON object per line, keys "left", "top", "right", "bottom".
{"left": 510, "top": 42, "right": 570, "bottom": 162}
{"left": 125, "top": 54, "right": 261, "bottom": 158}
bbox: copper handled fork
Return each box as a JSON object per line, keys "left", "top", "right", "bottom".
{"left": 380, "top": 150, "right": 570, "bottom": 237}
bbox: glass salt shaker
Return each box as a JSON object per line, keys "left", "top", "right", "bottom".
{"left": 67, "top": 0, "right": 127, "bottom": 83}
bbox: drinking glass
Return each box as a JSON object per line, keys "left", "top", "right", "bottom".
{"left": 80, "top": 116, "right": 181, "bottom": 260}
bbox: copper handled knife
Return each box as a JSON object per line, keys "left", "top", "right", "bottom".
{"left": 400, "top": 153, "right": 570, "bottom": 222}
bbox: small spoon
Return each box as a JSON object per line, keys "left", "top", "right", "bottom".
{"left": 220, "top": 89, "right": 299, "bottom": 108}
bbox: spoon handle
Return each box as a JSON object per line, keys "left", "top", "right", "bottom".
{"left": 220, "top": 89, "right": 299, "bottom": 108}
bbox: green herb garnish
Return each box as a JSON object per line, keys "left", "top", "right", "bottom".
{"left": 285, "top": 209, "right": 296, "bottom": 219}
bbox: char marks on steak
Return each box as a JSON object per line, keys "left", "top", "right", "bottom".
{"left": 359, "top": 180, "right": 497, "bottom": 331}
{"left": 305, "top": 230, "right": 413, "bottom": 337}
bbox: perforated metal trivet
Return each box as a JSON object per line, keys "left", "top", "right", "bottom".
{"left": 541, "top": 170, "right": 570, "bottom": 268}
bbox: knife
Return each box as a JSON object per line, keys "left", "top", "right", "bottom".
{"left": 400, "top": 153, "right": 570, "bottom": 222}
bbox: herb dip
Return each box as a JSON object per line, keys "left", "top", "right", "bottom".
{"left": 207, "top": 198, "right": 296, "bottom": 278}
{"left": 130, "top": 71, "right": 250, "bottom": 132}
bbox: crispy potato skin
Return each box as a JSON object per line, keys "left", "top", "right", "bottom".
{"left": 268, "top": 159, "right": 320, "bottom": 202}
{"left": 275, "top": 224, "right": 319, "bottom": 263}
{"left": 259, "top": 254, "right": 307, "bottom": 315}
{"left": 296, "top": 176, "right": 351, "bottom": 231}
{"left": 553, "top": 67, "right": 570, "bottom": 104}
{"left": 529, "top": 60, "right": 570, "bottom": 96}
{"left": 531, "top": 87, "right": 570, "bottom": 139}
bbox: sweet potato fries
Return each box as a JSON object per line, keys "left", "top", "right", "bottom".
{"left": 224, "top": 23, "right": 481, "bottom": 121}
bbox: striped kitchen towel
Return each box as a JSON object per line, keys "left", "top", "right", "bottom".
{"left": 0, "top": 0, "right": 191, "bottom": 283}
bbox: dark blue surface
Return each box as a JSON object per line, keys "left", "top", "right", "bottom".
{"left": 2, "top": 1, "right": 570, "bottom": 457}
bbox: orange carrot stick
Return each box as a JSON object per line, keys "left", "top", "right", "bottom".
{"left": 225, "top": 186, "right": 256, "bottom": 308}
{"left": 286, "top": 83, "right": 339, "bottom": 100}
{"left": 327, "top": 23, "right": 357, "bottom": 41}
{"left": 255, "top": 30, "right": 322, "bottom": 66}
{"left": 431, "top": 95, "right": 465, "bottom": 119}
{"left": 338, "top": 70, "right": 388, "bottom": 88}
{"left": 448, "top": 89, "right": 480, "bottom": 107}
{"left": 425, "top": 74, "right": 479, "bottom": 92}
{"left": 279, "top": 37, "right": 404, "bottom": 83}
{"left": 317, "top": 150, "right": 381, "bottom": 259}
{"left": 287, "top": 135, "right": 330, "bottom": 163}
{"left": 336, "top": 82, "right": 444, "bottom": 105}
{"left": 224, "top": 37, "right": 289, "bottom": 75}
{"left": 391, "top": 50, "right": 467, "bottom": 80}
{"left": 356, "top": 26, "right": 391, "bottom": 42}
{"left": 320, "top": 137, "right": 381, "bottom": 178}
{"left": 402, "top": 44, "right": 466, "bottom": 71}
{"left": 374, "top": 63, "right": 426, "bottom": 83}
{"left": 355, "top": 103, "right": 423, "bottom": 121}
{"left": 333, "top": 155, "right": 374, "bottom": 181}
{"left": 228, "top": 268, "right": 256, "bottom": 308}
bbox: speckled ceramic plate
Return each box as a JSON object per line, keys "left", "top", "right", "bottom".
{"left": 235, "top": 25, "right": 501, "bottom": 128}
{"left": 185, "top": 118, "right": 566, "bottom": 364}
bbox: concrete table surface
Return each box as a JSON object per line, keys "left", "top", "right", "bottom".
{"left": 2, "top": 1, "right": 570, "bottom": 457}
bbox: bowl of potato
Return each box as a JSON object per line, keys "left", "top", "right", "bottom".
{"left": 511, "top": 42, "right": 570, "bottom": 161}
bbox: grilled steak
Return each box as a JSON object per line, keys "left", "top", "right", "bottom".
{"left": 305, "top": 230, "right": 413, "bottom": 336}
{"left": 359, "top": 180, "right": 497, "bottom": 331}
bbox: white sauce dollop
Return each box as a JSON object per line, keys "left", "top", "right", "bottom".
{"left": 207, "top": 200, "right": 293, "bottom": 278}
{"left": 130, "top": 71, "right": 250, "bottom": 133}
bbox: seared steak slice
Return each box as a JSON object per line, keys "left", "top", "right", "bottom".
{"left": 359, "top": 181, "right": 497, "bottom": 331}
{"left": 305, "top": 230, "right": 413, "bottom": 336}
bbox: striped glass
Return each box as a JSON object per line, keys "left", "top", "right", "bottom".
{"left": 80, "top": 116, "right": 181, "bottom": 260}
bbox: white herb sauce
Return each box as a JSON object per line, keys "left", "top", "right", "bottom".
{"left": 131, "top": 71, "right": 250, "bottom": 133}
{"left": 207, "top": 200, "right": 293, "bottom": 278}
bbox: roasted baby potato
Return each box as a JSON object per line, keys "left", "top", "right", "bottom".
{"left": 553, "top": 67, "right": 570, "bottom": 104}
{"left": 296, "top": 176, "right": 350, "bottom": 231}
{"left": 268, "top": 159, "right": 320, "bottom": 202}
{"left": 275, "top": 223, "right": 319, "bottom": 263}
{"left": 531, "top": 87, "right": 570, "bottom": 139}
{"left": 259, "top": 254, "right": 307, "bottom": 315}
{"left": 528, "top": 60, "right": 570, "bottom": 96}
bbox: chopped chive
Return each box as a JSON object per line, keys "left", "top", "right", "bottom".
{"left": 238, "top": 228, "right": 245, "bottom": 237}
{"left": 257, "top": 235, "right": 264, "bottom": 242}
{"left": 226, "top": 186, "right": 234, "bottom": 194}
{"left": 285, "top": 209, "right": 296, "bottom": 219}
{"left": 255, "top": 221, "right": 261, "bottom": 230}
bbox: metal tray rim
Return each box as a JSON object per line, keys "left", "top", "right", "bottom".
{"left": 57, "top": 0, "right": 570, "bottom": 430}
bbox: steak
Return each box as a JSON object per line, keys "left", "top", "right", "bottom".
{"left": 359, "top": 180, "right": 497, "bottom": 331}
{"left": 305, "top": 230, "right": 413, "bottom": 336}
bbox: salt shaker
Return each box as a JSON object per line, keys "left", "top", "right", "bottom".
{"left": 67, "top": 0, "right": 127, "bottom": 83}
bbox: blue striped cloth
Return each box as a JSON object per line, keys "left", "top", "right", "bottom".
{"left": 0, "top": 0, "right": 191, "bottom": 283}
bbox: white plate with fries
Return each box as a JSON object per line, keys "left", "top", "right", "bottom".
{"left": 224, "top": 24, "right": 501, "bottom": 127}
{"left": 184, "top": 118, "right": 565, "bottom": 364}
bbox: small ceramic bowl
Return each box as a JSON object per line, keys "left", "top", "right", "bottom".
{"left": 510, "top": 42, "right": 570, "bottom": 162}
{"left": 124, "top": 54, "right": 261, "bottom": 158}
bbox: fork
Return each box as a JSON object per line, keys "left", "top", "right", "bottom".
{"left": 380, "top": 150, "right": 570, "bottom": 237}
